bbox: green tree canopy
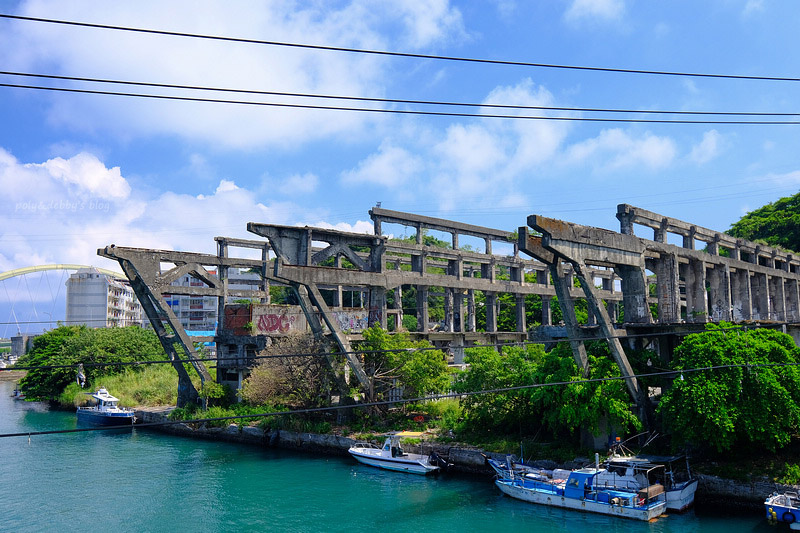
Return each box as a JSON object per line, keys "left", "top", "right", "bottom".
{"left": 359, "top": 326, "right": 450, "bottom": 401}
{"left": 18, "top": 325, "right": 167, "bottom": 400}
{"left": 727, "top": 191, "right": 800, "bottom": 253}
{"left": 658, "top": 323, "right": 800, "bottom": 452}
{"left": 455, "top": 341, "right": 640, "bottom": 440}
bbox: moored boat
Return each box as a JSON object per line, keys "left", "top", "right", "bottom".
{"left": 76, "top": 388, "right": 135, "bottom": 426}
{"left": 495, "top": 464, "right": 667, "bottom": 521}
{"left": 348, "top": 432, "right": 447, "bottom": 475}
{"left": 765, "top": 491, "right": 800, "bottom": 529}
{"left": 601, "top": 453, "right": 698, "bottom": 512}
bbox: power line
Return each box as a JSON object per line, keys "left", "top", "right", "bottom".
{"left": 0, "top": 358, "right": 795, "bottom": 439}
{"left": 4, "top": 82, "right": 800, "bottom": 125}
{"left": 2, "top": 70, "right": 797, "bottom": 118}
{"left": 2, "top": 13, "right": 800, "bottom": 84}
{"left": 0, "top": 323, "right": 778, "bottom": 373}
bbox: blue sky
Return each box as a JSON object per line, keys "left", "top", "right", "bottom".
{"left": 1, "top": 0, "right": 799, "bottom": 333}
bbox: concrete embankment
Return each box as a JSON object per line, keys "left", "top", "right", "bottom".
{"left": 135, "top": 407, "right": 791, "bottom": 510}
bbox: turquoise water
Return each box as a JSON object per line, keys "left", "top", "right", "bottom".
{"left": 0, "top": 381, "right": 771, "bottom": 532}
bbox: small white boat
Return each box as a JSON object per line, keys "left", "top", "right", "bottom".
{"left": 76, "top": 388, "right": 136, "bottom": 426}
{"left": 348, "top": 432, "right": 446, "bottom": 475}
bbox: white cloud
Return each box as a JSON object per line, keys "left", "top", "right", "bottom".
{"left": 0, "top": 148, "right": 310, "bottom": 272}
{"left": 564, "top": 0, "right": 625, "bottom": 23}
{"left": 342, "top": 143, "right": 423, "bottom": 188}
{"left": 743, "top": 0, "right": 764, "bottom": 16}
{"left": 2, "top": 1, "right": 466, "bottom": 150}
{"left": 340, "top": 79, "right": 569, "bottom": 211}
{"left": 566, "top": 128, "right": 677, "bottom": 173}
{"left": 689, "top": 130, "right": 722, "bottom": 164}
{"left": 278, "top": 173, "right": 319, "bottom": 195}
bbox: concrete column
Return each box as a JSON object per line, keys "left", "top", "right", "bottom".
{"left": 416, "top": 286, "right": 429, "bottom": 332}
{"left": 730, "top": 269, "right": 752, "bottom": 320}
{"left": 541, "top": 296, "right": 552, "bottom": 326}
{"left": 607, "top": 301, "right": 619, "bottom": 323}
{"left": 683, "top": 259, "right": 708, "bottom": 323}
{"left": 769, "top": 275, "right": 786, "bottom": 321}
{"left": 786, "top": 279, "right": 800, "bottom": 322}
{"left": 586, "top": 305, "right": 596, "bottom": 326}
{"left": 485, "top": 291, "right": 498, "bottom": 332}
{"left": 752, "top": 273, "right": 769, "bottom": 320}
{"left": 617, "top": 209, "right": 634, "bottom": 235}
{"left": 333, "top": 256, "right": 343, "bottom": 307}
{"left": 368, "top": 287, "right": 387, "bottom": 329}
{"left": 444, "top": 288, "right": 454, "bottom": 332}
{"left": 393, "top": 285, "right": 403, "bottom": 329}
{"left": 451, "top": 336, "right": 465, "bottom": 365}
{"left": 454, "top": 289, "right": 465, "bottom": 332}
{"left": 261, "top": 244, "right": 271, "bottom": 304}
{"left": 515, "top": 294, "right": 526, "bottom": 332}
{"left": 616, "top": 264, "right": 652, "bottom": 324}
{"left": 707, "top": 264, "right": 732, "bottom": 322}
{"left": 216, "top": 240, "right": 228, "bottom": 332}
{"left": 467, "top": 289, "right": 476, "bottom": 332}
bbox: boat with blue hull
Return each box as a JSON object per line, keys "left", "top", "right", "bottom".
{"left": 765, "top": 491, "right": 800, "bottom": 529}
{"left": 76, "top": 388, "right": 135, "bottom": 426}
{"left": 494, "top": 461, "right": 667, "bottom": 521}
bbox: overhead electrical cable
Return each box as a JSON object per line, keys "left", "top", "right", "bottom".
{"left": 0, "top": 360, "right": 795, "bottom": 439}
{"left": 1, "top": 71, "right": 797, "bottom": 118}
{"left": 2, "top": 13, "right": 800, "bottom": 83}
{"left": 3, "top": 82, "right": 800, "bottom": 125}
{"left": 0, "top": 323, "right": 780, "bottom": 373}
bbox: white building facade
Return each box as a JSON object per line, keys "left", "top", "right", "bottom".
{"left": 65, "top": 268, "right": 143, "bottom": 328}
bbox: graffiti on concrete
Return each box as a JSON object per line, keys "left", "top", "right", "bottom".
{"left": 333, "top": 310, "right": 368, "bottom": 332}
{"left": 252, "top": 305, "right": 306, "bottom": 335}
{"left": 257, "top": 312, "right": 296, "bottom": 333}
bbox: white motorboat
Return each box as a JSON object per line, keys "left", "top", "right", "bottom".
{"left": 76, "top": 388, "right": 136, "bottom": 426}
{"left": 348, "top": 432, "right": 446, "bottom": 475}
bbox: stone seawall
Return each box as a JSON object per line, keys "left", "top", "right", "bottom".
{"left": 135, "top": 407, "right": 793, "bottom": 510}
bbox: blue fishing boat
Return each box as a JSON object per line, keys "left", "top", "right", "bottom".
{"left": 765, "top": 491, "right": 800, "bottom": 529}
{"left": 494, "top": 456, "right": 667, "bottom": 521}
{"left": 76, "top": 388, "right": 136, "bottom": 426}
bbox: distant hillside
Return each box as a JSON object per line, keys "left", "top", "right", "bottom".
{"left": 727, "top": 191, "right": 800, "bottom": 253}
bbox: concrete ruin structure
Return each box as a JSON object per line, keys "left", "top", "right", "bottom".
{"left": 99, "top": 204, "right": 800, "bottom": 409}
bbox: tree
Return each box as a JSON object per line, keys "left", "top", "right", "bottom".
{"left": 358, "top": 326, "right": 450, "bottom": 404}
{"left": 728, "top": 191, "right": 800, "bottom": 253}
{"left": 455, "top": 342, "right": 640, "bottom": 440}
{"left": 18, "top": 325, "right": 167, "bottom": 400}
{"left": 658, "top": 323, "right": 800, "bottom": 452}
{"left": 240, "top": 333, "right": 330, "bottom": 408}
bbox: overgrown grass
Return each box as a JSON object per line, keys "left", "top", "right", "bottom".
{"left": 58, "top": 364, "right": 183, "bottom": 408}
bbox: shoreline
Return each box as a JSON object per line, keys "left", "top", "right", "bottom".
{"left": 134, "top": 406, "right": 786, "bottom": 512}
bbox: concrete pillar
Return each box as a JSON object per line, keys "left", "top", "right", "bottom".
{"left": 515, "top": 294, "right": 526, "bottom": 332}
{"left": 368, "top": 287, "right": 387, "bottom": 329}
{"left": 586, "top": 306, "right": 596, "bottom": 326}
{"left": 617, "top": 209, "right": 634, "bottom": 235}
{"left": 393, "top": 285, "right": 403, "bottom": 329}
{"left": 333, "top": 255, "right": 343, "bottom": 307}
{"left": 683, "top": 259, "right": 708, "bottom": 323}
{"left": 451, "top": 337, "right": 465, "bottom": 365}
{"left": 607, "top": 301, "right": 619, "bottom": 323}
{"left": 730, "top": 269, "right": 752, "bottom": 320}
{"left": 454, "top": 289, "right": 465, "bottom": 332}
{"left": 707, "top": 264, "right": 732, "bottom": 322}
{"left": 444, "top": 288, "right": 454, "bottom": 332}
{"left": 785, "top": 279, "right": 800, "bottom": 322}
{"left": 485, "top": 292, "right": 498, "bottom": 332}
{"left": 417, "top": 286, "right": 429, "bottom": 332}
{"left": 751, "top": 272, "right": 769, "bottom": 320}
{"left": 616, "top": 264, "right": 652, "bottom": 324}
{"left": 467, "top": 289, "right": 476, "bottom": 332}
{"left": 769, "top": 275, "right": 786, "bottom": 321}
{"left": 541, "top": 296, "right": 552, "bottom": 326}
